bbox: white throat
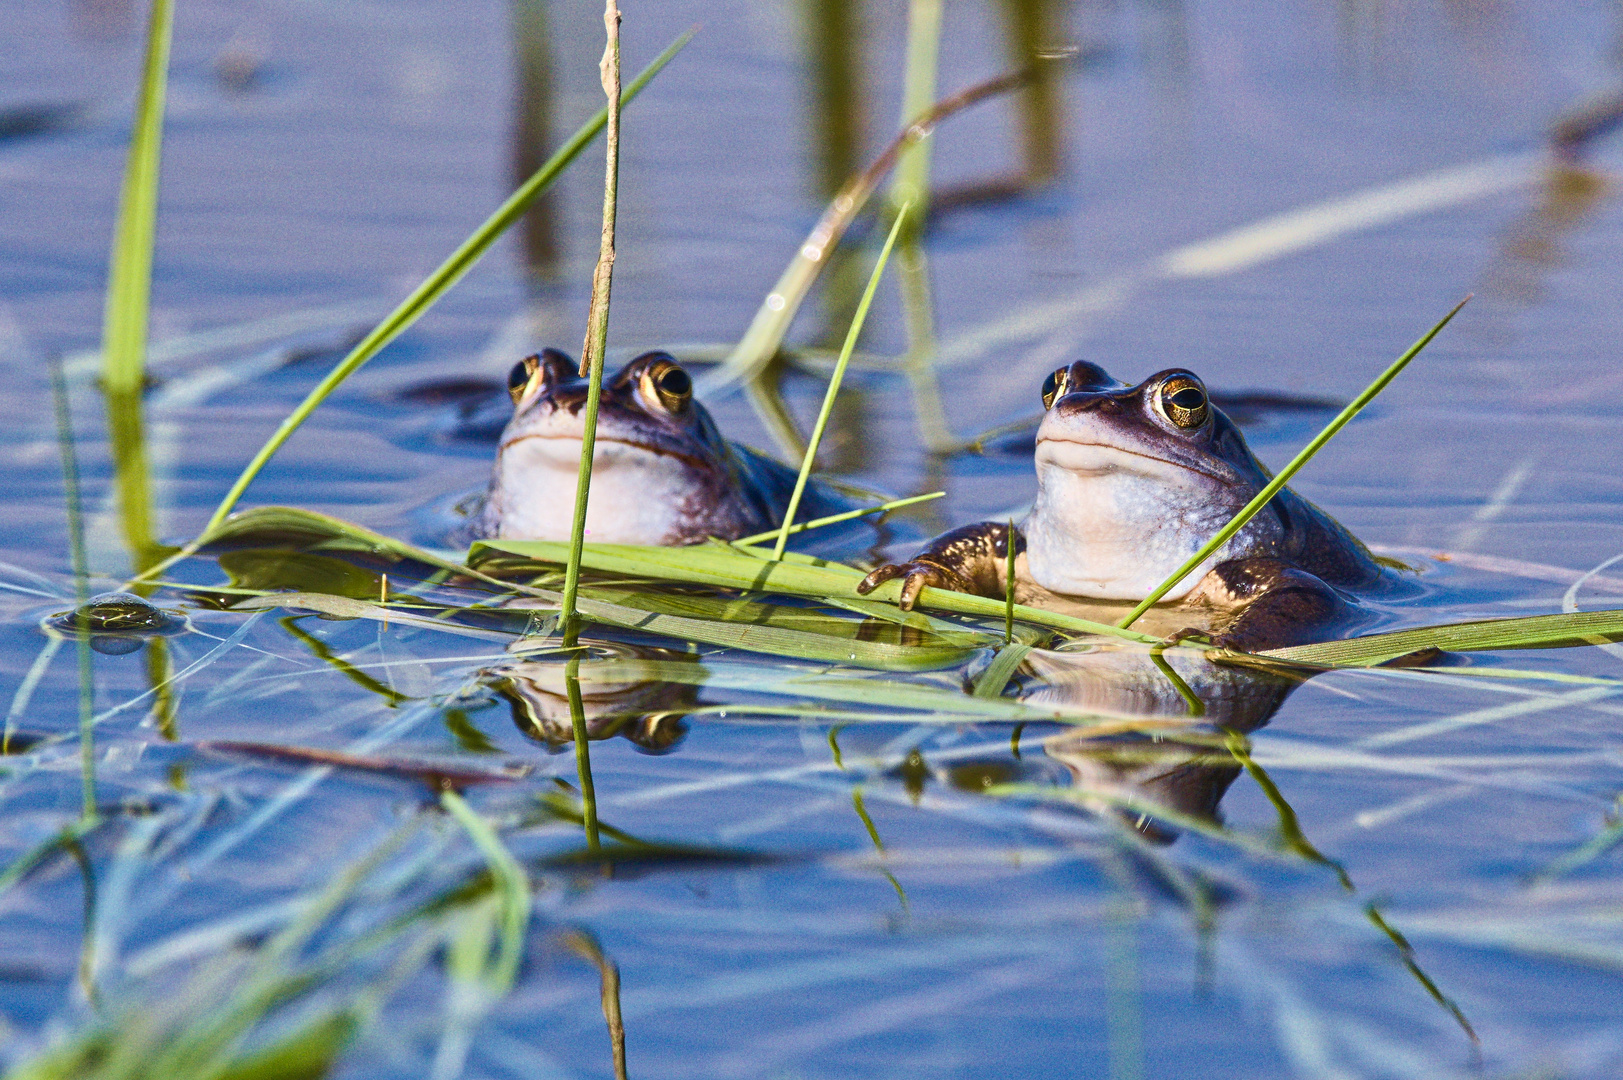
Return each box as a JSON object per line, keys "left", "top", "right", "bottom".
{"left": 1023, "top": 444, "right": 1274, "bottom": 601}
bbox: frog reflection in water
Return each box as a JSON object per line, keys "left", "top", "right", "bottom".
{"left": 475, "top": 349, "right": 844, "bottom": 544}
{"left": 859, "top": 362, "right": 1395, "bottom": 651}
{"left": 909, "top": 645, "right": 1309, "bottom": 845}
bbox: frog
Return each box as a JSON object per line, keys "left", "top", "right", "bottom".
{"left": 473, "top": 348, "right": 846, "bottom": 545}
{"left": 857, "top": 361, "right": 1393, "bottom": 652}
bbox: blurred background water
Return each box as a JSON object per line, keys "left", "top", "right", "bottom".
{"left": 3, "top": 2, "right": 1623, "bottom": 1077}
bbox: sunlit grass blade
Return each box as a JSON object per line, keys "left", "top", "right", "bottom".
{"left": 101, "top": 0, "right": 173, "bottom": 396}
{"left": 732, "top": 491, "right": 943, "bottom": 547}
{"left": 197, "top": 29, "right": 694, "bottom": 538}
{"left": 1118, "top": 295, "right": 1469, "bottom": 631}
{"left": 1261, "top": 607, "right": 1623, "bottom": 667}
{"left": 471, "top": 536, "right": 1168, "bottom": 644}
{"left": 771, "top": 204, "right": 911, "bottom": 559}
{"left": 187, "top": 503, "right": 1173, "bottom": 648}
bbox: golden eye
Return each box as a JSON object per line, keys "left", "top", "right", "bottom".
{"left": 1041, "top": 367, "right": 1069, "bottom": 409}
{"left": 641, "top": 360, "right": 693, "bottom": 412}
{"left": 507, "top": 354, "right": 541, "bottom": 405}
{"left": 1158, "top": 376, "right": 1208, "bottom": 429}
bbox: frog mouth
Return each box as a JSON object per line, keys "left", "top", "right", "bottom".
{"left": 500, "top": 432, "right": 709, "bottom": 471}
{"left": 1035, "top": 436, "right": 1230, "bottom": 485}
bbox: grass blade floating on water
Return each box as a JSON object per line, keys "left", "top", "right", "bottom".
{"left": 771, "top": 204, "right": 911, "bottom": 560}
{"left": 1260, "top": 607, "right": 1623, "bottom": 667}
{"left": 1118, "top": 295, "right": 1469, "bottom": 631}
{"left": 193, "top": 28, "right": 694, "bottom": 542}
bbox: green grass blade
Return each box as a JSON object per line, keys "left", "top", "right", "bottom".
{"left": 564, "top": 654, "right": 601, "bottom": 850}
{"left": 1118, "top": 295, "right": 1469, "bottom": 630}
{"left": 890, "top": 0, "right": 942, "bottom": 220}
{"left": 771, "top": 204, "right": 910, "bottom": 559}
{"left": 972, "top": 642, "right": 1031, "bottom": 699}
{"left": 732, "top": 491, "right": 942, "bottom": 547}
{"left": 1261, "top": 607, "right": 1623, "bottom": 667}
{"left": 201, "top": 29, "right": 694, "bottom": 535}
{"left": 100, "top": 0, "right": 173, "bottom": 396}
{"left": 471, "top": 536, "right": 1169, "bottom": 644}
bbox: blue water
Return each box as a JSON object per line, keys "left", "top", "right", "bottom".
{"left": 2, "top": 1, "right": 1623, "bottom": 1076}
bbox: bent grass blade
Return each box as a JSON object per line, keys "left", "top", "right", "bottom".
{"left": 695, "top": 70, "right": 1029, "bottom": 398}
{"left": 732, "top": 491, "right": 943, "bottom": 547}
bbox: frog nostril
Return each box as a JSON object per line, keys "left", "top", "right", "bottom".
{"left": 538, "top": 349, "right": 578, "bottom": 386}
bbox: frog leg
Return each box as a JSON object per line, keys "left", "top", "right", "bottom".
{"left": 857, "top": 522, "right": 1023, "bottom": 610}
{"left": 1176, "top": 558, "right": 1357, "bottom": 653}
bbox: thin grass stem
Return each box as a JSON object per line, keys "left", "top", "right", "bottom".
{"left": 1117, "top": 295, "right": 1469, "bottom": 630}
{"left": 732, "top": 491, "right": 943, "bottom": 547}
{"left": 560, "top": 0, "right": 624, "bottom": 650}
{"left": 195, "top": 29, "right": 692, "bottom": 540}
{"left": 771, "top": 205, "right": 912, "bottom": 560}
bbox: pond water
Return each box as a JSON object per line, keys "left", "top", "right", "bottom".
{"left": 4, "top": 1, "right": 1623, "bottom": 1077}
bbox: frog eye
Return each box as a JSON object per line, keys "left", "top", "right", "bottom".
{"left": 507, "top": 355, "right": 541, "bottom": 406}
{"left": 1158, "top": 376, "right": 1209, "bottom": 429}
{"left": 1041, "top": 367, "right": 1069, "bottom": 409}
{"left": 641, "top": 360, "right": 693, "bottom": 412}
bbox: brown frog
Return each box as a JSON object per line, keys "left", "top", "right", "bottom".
{"left": 857, "top": 362, "right": 1392, "bottom": 651}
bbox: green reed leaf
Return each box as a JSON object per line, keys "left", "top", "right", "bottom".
{"left": 1261, "top": 608, "right": 1623, "bottom": 668}
{"left": 771, "top": 203, "right": 911, "bottom": 559}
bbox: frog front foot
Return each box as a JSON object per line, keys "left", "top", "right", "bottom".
{"left": 857, "top": 559, "right": 975, "bottom": 611}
